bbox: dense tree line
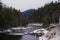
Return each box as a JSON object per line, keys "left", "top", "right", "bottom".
{"left": 27, "top": 2, "right": 60, "bottom": 27}
{"left": 0, "top": 2, "right": 22, "bottom": 30}
{"left": 0, "top": 1, "right": 60, "bottom": 29}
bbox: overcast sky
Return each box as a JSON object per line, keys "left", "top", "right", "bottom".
{"left": 2, "top": 0, "right": 58, "bottom": 12}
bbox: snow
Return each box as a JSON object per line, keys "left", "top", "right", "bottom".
{"left": 38, "top": 24, "right": 60, "bottom": 40}
{"left": 11, "top": 27, "right": 27, "bottom": 29}
{"left": 31, "top": 28, "right": 48, "bottom": 34}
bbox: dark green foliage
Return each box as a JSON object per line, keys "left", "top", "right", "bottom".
{"left": 1, "top": 1, "right": 60, "bottom": 28}
{"left": 28, "top": 2, "right": 60, "bottom": 27}
{"left": 43, "top": 18, "right": 50, "bottom": 28}
{"left": 0, "top": 2, "right": 22, "bottom": 29}
{"left": 0, "top": 2, "right": 2, "bottom": 12}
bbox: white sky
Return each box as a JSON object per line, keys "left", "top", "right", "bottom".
{"left": 2, "top": 0, "right": 58, "bottom": 12}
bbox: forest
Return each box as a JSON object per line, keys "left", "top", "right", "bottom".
{"left": 0, "top": 1, "right": 60, "bottom": 29}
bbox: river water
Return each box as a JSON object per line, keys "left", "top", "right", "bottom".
{"left": 20, "top": 34, "right": 38, "bottom": 40}
{"left": 0, "top": 33, "right": 38, "bottom": 40}
{"left": 1, "top": 24, "right": 60, "bottom": 40}
{"left": 0, "top": 26, "right": 42, "bottom": 40}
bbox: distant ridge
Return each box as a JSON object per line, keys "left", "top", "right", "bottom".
{"left": 22, "top": 9, "right": 36, "bottom": 16}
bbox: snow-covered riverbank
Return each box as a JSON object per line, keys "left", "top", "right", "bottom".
{"left": 39, "top": 24, "right": 60, "bottom": 40}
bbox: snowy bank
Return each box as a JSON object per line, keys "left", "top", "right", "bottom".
{"left": 38, "top": 24, "right": 60, "bottom": 40}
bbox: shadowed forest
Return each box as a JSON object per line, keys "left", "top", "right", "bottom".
{"left": 0, "top": 1, "right": 60, "bottom": 29}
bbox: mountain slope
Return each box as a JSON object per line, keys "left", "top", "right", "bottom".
{"left": 22, "top": 9, "right": 36, "bottom": 16}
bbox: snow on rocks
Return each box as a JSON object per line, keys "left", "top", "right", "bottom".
{"left": 38, "top": 24, "right": 60, "bottom": 40}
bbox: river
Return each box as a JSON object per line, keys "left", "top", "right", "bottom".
{"left": 0, "top": 26, "right": 42, "bottom": 40}
{"left": 21, "top": 34, "right": 38, "bottom": 40}
{"left": 0, "top": 33, "right": 38, "bottom": 40}
{"left": 1, "top": 24, "right": 60, "bottom": 40}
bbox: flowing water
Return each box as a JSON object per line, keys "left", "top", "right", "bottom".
{"left": 20, "top": 34, "right": 38, "bottom": 40}
{"left": 0, "top": 26, "right": 42, "bottom": 40}
{"left": 1, "top": 24, "right": 60, "bottom": 40}
{"left": 0, "top": 33, "right": 38, "bottom": 40}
